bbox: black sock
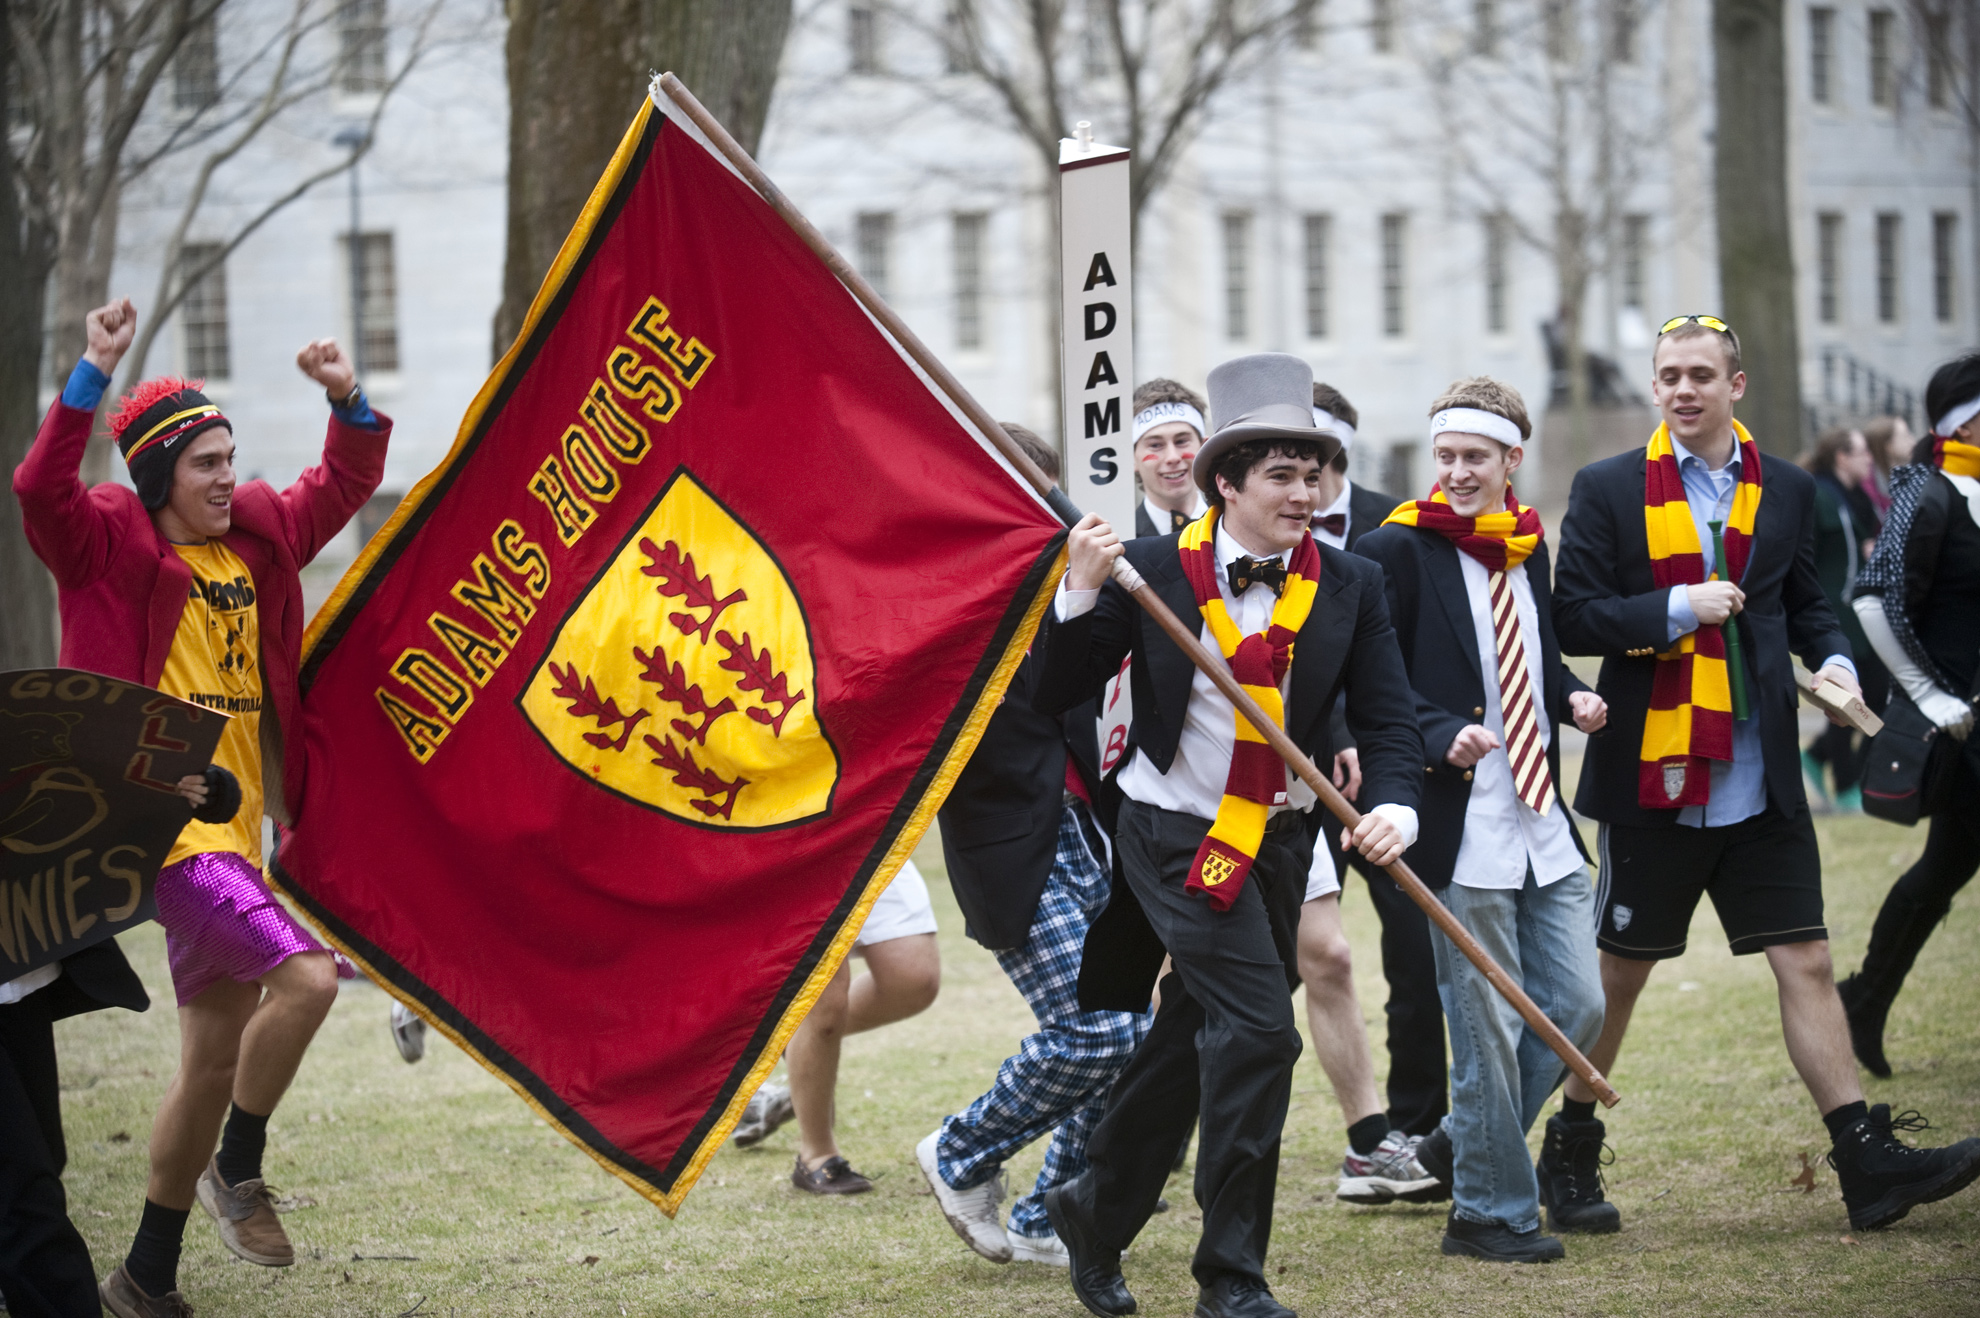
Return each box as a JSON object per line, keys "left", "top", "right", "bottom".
{"left": 215, "top": 1102, "right": 271, "bottom": 1186}
{"left": 124, "top": 1199, "right": 190, "bottom": 1298}
{"left": 1561, "top": 1097, "right": 1598, "bottom": 1125}
{"left": 1347, "top": 1113, "right": 1391, "bottom": 1157}
{"left": 1823, "top": 1100, "right": 1870, "bottom": 1142}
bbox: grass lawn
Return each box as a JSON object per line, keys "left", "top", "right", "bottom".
{"left": 51, "top": 810, "right": 1979, "bottom": 1317}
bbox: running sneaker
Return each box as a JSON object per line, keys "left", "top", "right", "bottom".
{"left": 732, "top": 1082, "right": 795, "bottom": 1147}
{"left": 916, "top": 1131, "right": 1012, "bottom": 1262}
{"left": 390, "top": 1001, "right": 427, "bottom": 1064}
{"left": 1337, "top": 1130, "right": 1445, "bottom": 1204}
{"left": 1009, "top": 1230, "right": 1069, "bottom": 1266}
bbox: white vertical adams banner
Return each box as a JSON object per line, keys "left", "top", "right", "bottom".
{"left": 1059, "top": 131, "right": 1134, "bottom": 534}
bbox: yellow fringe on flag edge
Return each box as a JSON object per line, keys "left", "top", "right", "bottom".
{"left": 279, "top": 89, "right": 1073, "bottom": 1215}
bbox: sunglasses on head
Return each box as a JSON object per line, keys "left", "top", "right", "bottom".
{"left": 1659, "top": 314, "right": 1732, "bottom": 335}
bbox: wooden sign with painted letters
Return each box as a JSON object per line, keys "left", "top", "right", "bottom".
{"left": 0, "top": 669, "right": 222, "bottom": 978}
{"left": 1060, "top": 128, "right": 1135, "bottom": 534}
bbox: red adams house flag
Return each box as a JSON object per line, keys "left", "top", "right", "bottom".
{"left": 272, "top": 87, "right": 1067, "bottom": 1214}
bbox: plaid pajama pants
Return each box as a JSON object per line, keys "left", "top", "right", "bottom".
{"left": 935, "top": 800, "right": 1152, "bottom": 1238}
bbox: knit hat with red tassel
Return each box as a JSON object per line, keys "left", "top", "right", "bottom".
{"left": 107, "top": 377, "right": 231, "bottom": 510}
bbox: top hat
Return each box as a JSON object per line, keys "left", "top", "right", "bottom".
{"left": 1192, "top": 353, "right": 1341, "bottom": 494}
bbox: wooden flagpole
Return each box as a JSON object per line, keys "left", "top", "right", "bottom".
{"left": 656, "top": 73, "right": 1619, "bottom": 1108}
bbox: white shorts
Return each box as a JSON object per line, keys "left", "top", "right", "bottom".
{"left": 853, "top": 858, "right": 938, "bottom": 950}
{"left": 1302, "top": 840, "right": 1343, "bottom": 904}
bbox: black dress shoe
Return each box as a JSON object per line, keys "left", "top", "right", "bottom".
{"left": 1829, "top": 1105, "right": 1980, "bottom": 1230}
{"left": 1440, "top": 1211, "right": 1565, "bottom": 1262}
{"left": 1836, "top": 975, "right": 1894, "bottom": 1079}
{"left": 1194, "top": 1272, "right": 1296, "bottom": 1318}
{"left": 1536, "top": 1115, "right": 1622, "bottom": 1233}
{"left": 1414, "top": 1123, "right": 1453, "bottom": 1188}
{"left": 1045, "top": 1183, "right": 1136, "bottom": 1316}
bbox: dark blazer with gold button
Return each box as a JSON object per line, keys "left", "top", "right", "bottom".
{"left": 1353, "top": 526, "right": 1591, "bottom": 890}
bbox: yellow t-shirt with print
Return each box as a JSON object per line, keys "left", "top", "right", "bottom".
{"left": 158, "top": 540, "right": 265, "bottom": 866}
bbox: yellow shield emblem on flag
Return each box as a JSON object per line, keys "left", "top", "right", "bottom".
{"left": 520, "top": 469, "right": 837, "bottom": 828}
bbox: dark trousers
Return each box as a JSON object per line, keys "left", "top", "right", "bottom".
{"left": 1857, "top": 753, "right": 1980, "bottom": 1007}
{"left": 0, "top": 993, "right": 103, "bottom": 1318}
{"left": 1076, "top": 800, "right": 1305, "bottom": 1287}
{"left": 1332, "top": 846, "right": 1448, "bottom": 1136}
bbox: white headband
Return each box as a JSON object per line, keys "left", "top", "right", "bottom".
{"left": 1132, "top": 402, "right": 1206, "bottom": 444}
{"left": 1431, "top": 407, "right": 1524, "bottom": 450}
{"left": 1312, "top": 407, "right": 1357, "bottom": 453}
{"left": 1934, "top": 394, "right": 1980, "bottom": 439}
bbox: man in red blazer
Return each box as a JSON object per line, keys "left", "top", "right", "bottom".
{"left": 14, "top": 298, "right": 389, "bottom": 1318}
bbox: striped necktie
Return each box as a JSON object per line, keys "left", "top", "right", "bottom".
{"left": 1489, "top": 569, "right": 1555, "bottom": 815}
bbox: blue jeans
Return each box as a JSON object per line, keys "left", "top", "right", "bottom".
{"left": 1429, "top": 866, "right": 1604, "bottom": 1233}
{"left": 936, "top": 802, "right": 1151, "bottom": 1237}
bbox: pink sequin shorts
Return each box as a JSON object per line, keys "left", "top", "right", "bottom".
{"left": 155, "top": 852, "right": 354, "bottom": 1006}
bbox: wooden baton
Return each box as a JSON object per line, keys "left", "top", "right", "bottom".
{"left": 657, "top": 72, "right": 1621, "bottom": 1109}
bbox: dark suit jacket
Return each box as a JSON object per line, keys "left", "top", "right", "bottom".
{"left": 936, "top": 656, "right": 1105, "bottom": 951}
{"left": 1325, "top": 481, "right": 1403, "bottom": 761}
{"left": 1033, "top": 531, "right": 1424, "bottom": 1007}
{"left": 1553, "top": 448, "right": 1852, "bottom": 827}
{"left": 39, "top": 940, "right": 149, "bottom": 1021}
{"left": 1353, "top": 528, "right": 1591, "bottom": 888}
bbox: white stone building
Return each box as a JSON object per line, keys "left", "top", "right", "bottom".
{"left": 99, "top": 0, "right": 1971, "bottom": 548}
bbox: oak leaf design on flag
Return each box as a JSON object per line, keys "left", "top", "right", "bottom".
{"left": 643, "top": 733, "right": 747, "bottom": 819}
{"left": 633, "top": 643, "right": 738, "bottom": 745}
{"left": 715, "top": 630, "right": 806, "bottom": 736}
{"left": 640, "top": 537, "right": 746, "bottom": 643}
{"left": 546, "top": 662, "right": 652, "bottom": 752}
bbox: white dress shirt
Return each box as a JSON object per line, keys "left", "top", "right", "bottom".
{"left": 1311, "top": 483, "right": 1354, "bottom": 551}
{"left": 1143, "top": 492, "right": 1207, "bottom": 532}
{"left": 1449, "top": 555, "right": 1584, "bottom": 889}
{"left": 1056, "top": 522, "right": 1419, "bottom": 891}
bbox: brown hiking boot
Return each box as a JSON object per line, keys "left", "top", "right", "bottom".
{"left": 100, "top": 1264, "right": 195, "bottom": 1317}
{"left": 195, "top": 1156, "right": 294, "bottom": 1266}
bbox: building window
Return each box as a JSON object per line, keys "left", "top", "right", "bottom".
{"left": 1370, "top": 0, "right": 1394, "bottom": 53}
{"left": 952, "top": 211, "right": 986, "bottom": 350}
{"left": 1381, "top": 212, "right": 1408, "bottom": 338}
{"left": 1475, "top": 0, "right": 1498, "bottom": 53}
{"left": 338, "top": 0, "right": 387, "bottom": 94}
{"left": 1808, "top": 6, "right": 1834, "bottom": 103}
{"left": 1926, "top": 11, "right": 1952, "bottom": 108}
{"left": 1223, "top": 211, "right": 1252, "bottom": 341}
{"left": 179, "top": 243, "right": 230, "bottom": 380}
{"left": 1296, "top": 0, "right": 1324, "bottom": 49}
{"left": 1620, "top": 213, "right": 1648, "bottom": 310}
{"left": 1875, "top": 212, "right": 1901, "bottom": 324}
{"left": 849, "top": 5, "right": 880, "bottom": 75}
{"left": 342, "top": 231, "right": 400, "bottom": 372}
{"left": 1545, "top": 0, "right": 1576, "bottom": 62}
{"left": 856, "top": 212, "right": 893, "bottom": 302}
{"left": 1082, "top": 0, "right": 1110, "bottom": 75}
{"left": 1382, "top": 442, "right": 1415, "bottom": 498}
{"left": 1818, "top": 212, "right": 1843, "bottom": 324}
{"left": 1484, "top": 214, "right": 1510, "bottom": 333}
{"left": 174, "top": 12, "right": 219, "bottom": 111}
{"left": 943, "top": 4, "right": 968, "bottom": 72}
{"left": 1609, "top": 0, "right": 1637, "bottom": 62}
{"left": 1303, "top": 213, "right": 1331, "bottom": 339}
{"left": 1934, "top": 212, "right": 1958, "bottom": 323}
{"left": 1868, "top": 9, "right": 1894, "bottom": 107}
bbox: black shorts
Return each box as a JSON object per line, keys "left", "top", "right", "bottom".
{"left": 1594, "top": 810, "right": 1826, "bottom": 959}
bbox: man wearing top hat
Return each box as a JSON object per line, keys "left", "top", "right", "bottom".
{"left": 1032, "top": 353, "right": 1424, "bottom": 1318}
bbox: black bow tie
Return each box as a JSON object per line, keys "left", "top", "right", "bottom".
{"left": 1228, "top": 555, "right": 1288, "bottom": 596}
{"left": 1312, "top": 513, "right": 1347, "bottom": 537}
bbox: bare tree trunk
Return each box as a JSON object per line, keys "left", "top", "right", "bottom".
{"left": 492, "top": 0, "right": 792, "bottom": 360}
{"left": 1557, "top": 207, "right": 1592, "bottom": 473}
{"left": 1714, "top": 0, "right": 1803, "bottom": 454}
{"left": 1, "top": 22, "right": 60, "bottom": 668}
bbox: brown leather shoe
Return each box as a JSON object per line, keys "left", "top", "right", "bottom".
{"left": 195, "top": 1157, "right": 294, "bottom": 1266}
{"left": 792, "top": 1154, "right": 873, "bottom": 1195}
{"left": 100, "top": 1264, "right": 195, "bottom": 1317}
